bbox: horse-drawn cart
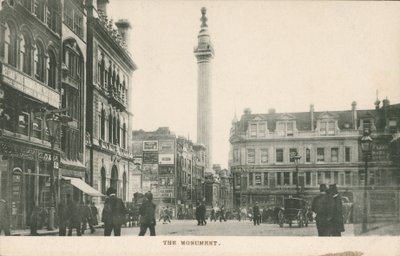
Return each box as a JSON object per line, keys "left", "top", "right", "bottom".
{"left": 278, "top": 198, "right": 309, "bottom": 228}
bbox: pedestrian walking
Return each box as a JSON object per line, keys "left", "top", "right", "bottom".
{"left": 164, "top": 207, "right": 171, "bottom": 223}
{"left": 138, "top": 192, "right": 156, "bottom": 236}
{"left": 253, "top": 202, "right": 261, "bottom": 226}
{"left": 312, "top": 184, "right": 334, "bottom": 236}
{"left": 81, "top": 202, "right": 95, "bottom": 234}
{"left": 210, "top": 208, "right": 217, "bottom": 222}
{"left": 29, "top": 205, "right": 40, "bottom": 236}
{"left": 0, "top": 198, "right": 11, "bottom": 236}
{"left": 90, "top": 202, "right": 98, "bottom": 226}
{"left": 102, "top": 187, "right": 127, "bottom": 236}
{"left": 199, "top": 201, "right": 207, "bottom": 225}
{"left": 195, "top": 202, "right": 201, "bottom": 225}
{"left": 66, "top": 195, "right": 82, "bottom": 236}
{"left": 328, "top": 184, "right": 345, "bottom": 236}
{"left": 219, "top": 206, "right": 227, "bottom": 222}
{"left": 58, "top": 202, "right": 68, "bottom": 236}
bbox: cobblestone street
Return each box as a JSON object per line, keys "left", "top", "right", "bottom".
{"left": 80, "top": 220, "right": 355, "bottom": 236}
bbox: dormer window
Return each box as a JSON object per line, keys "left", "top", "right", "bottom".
{"left": 319, "top": 121, "right": 335, "bottom": 135}
{"left": 276, "top": 121, "right": 296, "bottom": 136}
{"left": 248, "top": 121, "right": 268, "bottom": 138}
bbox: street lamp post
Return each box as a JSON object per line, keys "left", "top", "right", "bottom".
{"left": 360, "top": 130, "right": 373, "bottom": 234}
{"left": 45, "top": 111, "right": 72, "bottom": 230}
{"left": 292, "top": 152, "right": 302, "bottom": 196}
{"left": 45, "top": 114, "right": 60, "bottom": 230}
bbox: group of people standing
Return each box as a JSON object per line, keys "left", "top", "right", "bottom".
{"left": 312, "top": 184, "right": 345, "bottom": 236}
{"left": 58, "top": 195, "right": 98, "bottom": 236}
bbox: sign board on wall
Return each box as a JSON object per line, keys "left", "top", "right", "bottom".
{"left": 159, "top": 166, "right": 174, "bottom": 175}
{"left": 159, "top": 140, "right": 175, "bottom": 153}
{"left": 158, "top": 154, "right": 174, "bottom": 165}
{"left": 132, "top": 141, "right": 143, "bottom": 155}
{"left": 142, "top": 164, "right": 158, "bottom": 180}
{"left": 142, "top": 181, "right": 151, "bottom": 192}
{"left": 143, "top": 141, "right": 158, "bottom": 151}
{"left": 143, "top": 152, "right": 158, "bottom": 164}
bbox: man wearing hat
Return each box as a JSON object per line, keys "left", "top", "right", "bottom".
{"left": 253, "top": 202, "right": 261, "bottom": 226}
{"left": 312, "top": 184, "right": 334, "bottom": 236}
{"left": 138, "top": 192, "right": 157, "bottom": 236}
{"left": 328, "top": 184, "right": 345, "bottom": 236}
{"left": 102, "top": 187, "right": 126, "bottom": 236}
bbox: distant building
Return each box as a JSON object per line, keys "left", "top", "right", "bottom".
{"left": 132, "top": 127, "right": 206, "bottom": 218}
{"left": 229, "top": 100, "right": 400, "bottom": 221}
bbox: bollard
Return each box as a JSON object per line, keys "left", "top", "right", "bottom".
{"left": 48, "top": 207, "right": 55, "bottom": 230}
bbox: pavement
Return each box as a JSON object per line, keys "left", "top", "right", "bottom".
{"left": 8, "top": 220, "right": 400, "bottom": 236}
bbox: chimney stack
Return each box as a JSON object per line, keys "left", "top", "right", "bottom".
{"left": 351, "top": 101, "right": 357, "bottom": 130}
{"left": 244, "top": 108, "right": 251, "bottom": 115}
{"left": 310, "top": 104, "right": 315, "bottom": 131}
{"left": 115, "top": 19, "right": 132, "bottom": 47}
{"left": 97, "top": 0, "right": 109, "bottom": 15}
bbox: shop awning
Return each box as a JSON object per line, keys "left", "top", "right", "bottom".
{"left": 61, "top": 177, "right": 104, "bottom": 197}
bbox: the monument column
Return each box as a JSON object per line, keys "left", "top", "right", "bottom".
{"left": 194, "top": 7, "right": 214, "bottom": 169}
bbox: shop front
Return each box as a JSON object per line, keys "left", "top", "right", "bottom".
{"left": 0, "top": 140, "right": 58, "bottom": 230}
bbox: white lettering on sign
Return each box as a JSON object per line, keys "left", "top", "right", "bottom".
{"left": 2, "top": 65, "right": 60, "bottom": 108}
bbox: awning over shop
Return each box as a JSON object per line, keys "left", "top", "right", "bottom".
{"left": 61, "top": 176, "right": 104, "bottom": 197}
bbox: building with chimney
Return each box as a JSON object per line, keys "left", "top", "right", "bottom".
{"left": 85, "top": 0, "right": 136, "bottom": 208}
{"left": 229, "top": 100, "right": 400, "bottom": 222}
{"left": 194, "top": 7, "right": 214, "bottom": 170}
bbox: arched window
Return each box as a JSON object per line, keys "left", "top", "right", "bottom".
{"left": 47, "top": 50, "right": 56, "bottom": 88}
{"left": 100, "top": 167, "right": 106, "bottom": 194}
{"left": 34, "top": 41, "right": 46, "bottom": 82}
{"left": 110, "top": 165, "right": 118, "bottom": 191}
{"left": 19, "top": 33, "right": 32, "bottom": 75}
{"left": 4, "top": 23, "right": 17, "bottom": 67}
{"left": 122, "top": 171, "right": 127, "bottom": 201}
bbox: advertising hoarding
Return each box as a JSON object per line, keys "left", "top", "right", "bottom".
{"left": 143, "top": 152, "right": 158, "bottom": 164}
{"left": 143, "top": 141, "right": 158, "bottom": 151}
{"left": 158, "top": 154, "right": 174, "bottom": 165}
{"left": 159, "top": 140, "right": 175, "bottom": 153}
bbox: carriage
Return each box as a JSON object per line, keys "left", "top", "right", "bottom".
{"left": 278, "top": 197, "right": 309, "bottom": 228}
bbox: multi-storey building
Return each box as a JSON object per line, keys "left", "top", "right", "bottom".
{"left": 229, "top": 100, "right": 400, "bottom": 221}
{"left": 0, "top": 0, "right": 64, "bottom": 229}
{"left": 59, "top": 0, "right": 88, "bottom": 203}
{"left": 85, "top": 0, "right": 136, "bottom": 208}
{"left": 132, "top": 127, "right": 206, "bottom": 218}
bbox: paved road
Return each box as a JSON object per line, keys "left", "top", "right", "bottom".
{"left": 80, "top": 220, "right": 355, "bottom": 236}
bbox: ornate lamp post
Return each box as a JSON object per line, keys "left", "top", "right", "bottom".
{"left": 360, "top": 130, "right": 373, "bottom": 234}
{"left": 292, "top": 152, "right": 302, "bottom": 196}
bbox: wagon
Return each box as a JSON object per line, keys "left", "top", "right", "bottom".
{"left": 278, "top": 198, "right": 309, "bottom": 228}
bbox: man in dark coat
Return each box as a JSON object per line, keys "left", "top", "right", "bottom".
{"left": 253, "top": 202, "right": 261, "bottom": 226}
{"left": 66, "top": 195, "right": 82, "bottom": 236}
{"left": 90, "top": 202, "right": 98, "bottom": 226}
{"left": 0, "top": 198, "right": 11, "bottom": 236}
{"left": 195, "top": 201, "right": 201, "bottom": 225}
{"left": 102, "top": 187, "right": 127, "bottom": 236}
{"left": 199, "top": 201, "right": 207, "bottom": 225}
{"left": 312, "top": 184, "right": 334, "bottom": 236}
{"left": 138, "top": 192, "right": 156, "bottom": 236}
{"left": 58, "top": 202, "right": 68, "bottom": 236}
{"left": 328, "top": 184, "right": 345, "bottom": 236}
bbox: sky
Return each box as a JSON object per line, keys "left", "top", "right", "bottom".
{"left": 107, "top": 1, "right": 400, "bottom": 169}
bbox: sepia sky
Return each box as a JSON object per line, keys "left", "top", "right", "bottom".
{"left": 107, "top": 1, "right": 400, "bottom": 169}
